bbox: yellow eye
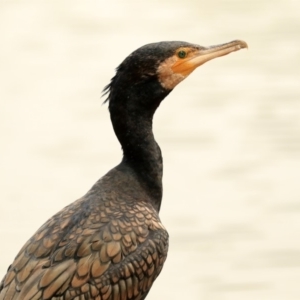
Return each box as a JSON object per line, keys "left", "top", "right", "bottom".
{"left": 177, "top": 50, "right": 187, "bottom": 59}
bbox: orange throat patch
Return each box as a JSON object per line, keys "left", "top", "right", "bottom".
{"left": 157, "top": 56, "right": 186, "bottom": 90}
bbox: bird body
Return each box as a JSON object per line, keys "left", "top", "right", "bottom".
{"left": 1, "top": 165, "right": 168, "bottom": 300}
{"left": 0, "top": 40, "right": 247, "bottom": 299}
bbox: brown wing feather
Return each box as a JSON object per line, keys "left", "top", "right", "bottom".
{"left": 0, "top": 192, "right": 168, "bottom": 300}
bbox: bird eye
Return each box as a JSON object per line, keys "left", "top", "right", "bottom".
{"left": 177, "top": 50, "right": 187, "bottom": 59}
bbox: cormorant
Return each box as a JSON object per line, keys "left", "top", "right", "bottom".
{"left": 0, "top": 40, "right": 247, "bottom": 300}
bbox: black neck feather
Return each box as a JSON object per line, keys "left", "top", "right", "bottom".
{"left": 106, "top": 76, "right": 171, "bottom": 211}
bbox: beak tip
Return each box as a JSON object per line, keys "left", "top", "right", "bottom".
{"left": 236, "top": 40, "right": 248, "bottom": 50}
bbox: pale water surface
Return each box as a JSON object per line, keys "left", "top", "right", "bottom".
{"left": 0, "top": 1, "right": 300, "bottom": 299}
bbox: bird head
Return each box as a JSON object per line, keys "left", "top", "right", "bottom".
{"left": 104, "top": 40, "right": 247, "bottom": 113}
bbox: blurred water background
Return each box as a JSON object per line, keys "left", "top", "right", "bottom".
{"left": 0, "top": 0, "right": 300, "bottom": 299}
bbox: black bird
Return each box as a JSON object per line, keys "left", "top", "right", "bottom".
{"left": 0, "top": 40, "right": 247, "bottom": 300}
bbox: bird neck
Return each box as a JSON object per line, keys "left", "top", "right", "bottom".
{"left": 109, "top": 102, "right": 164, "bottom": 211}
{"left": 106, "top": 75, "right": 172, "bottom": 211}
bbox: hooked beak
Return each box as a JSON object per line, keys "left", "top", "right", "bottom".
{"left": 172, "top": 40, "right": 248, "bottom": 76}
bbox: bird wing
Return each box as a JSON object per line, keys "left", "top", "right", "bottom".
{"left": 0, "top": 196, "right": 169, "bottom": 300}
